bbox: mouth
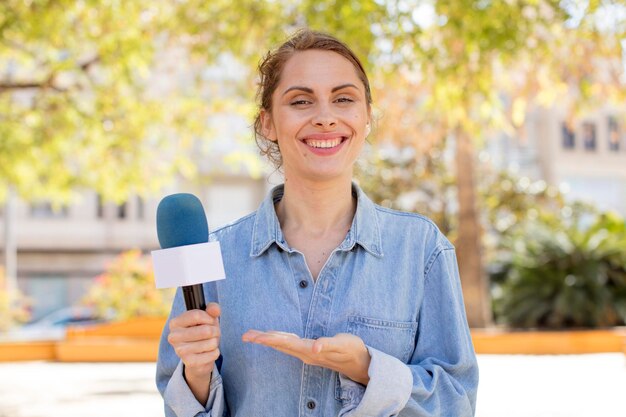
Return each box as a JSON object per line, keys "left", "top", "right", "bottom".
{"left": 301, "top": 135, "right": 349, "bottom": 149}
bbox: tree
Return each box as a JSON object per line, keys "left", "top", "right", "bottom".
{"left": 0, "top": 266, "right": 30, "bottom": 331}
{"left": 365, "top": 0, "right": 626, "bottom": 327}
{"left": 0, "top": 0, "right": 388, "bottom": 203}
{"left": 356, "top": 142, "right": 568, "bottom": 271}
{"left": 1, "top": 1, "right": 188, "bottom": 202}
{"left": 2, "top": 1, "right": 625, "bottom": 327}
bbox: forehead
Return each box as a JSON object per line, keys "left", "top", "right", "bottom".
{"left": 277, "top": 49, "right": 362, "bottom": 90}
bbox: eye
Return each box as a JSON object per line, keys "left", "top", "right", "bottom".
{"left": 335, "top": 97, "right": 354, "bottom": 104}
{"left": 290, "top": 99, "right": 312, "bottom": 106}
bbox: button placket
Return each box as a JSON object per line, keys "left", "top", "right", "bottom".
{"left": 300, "top": 253, "right": 339, "bottom": 416}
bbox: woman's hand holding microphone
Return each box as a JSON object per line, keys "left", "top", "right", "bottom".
{"left": 167, "top": 302, "right": 221, "bottom": 404}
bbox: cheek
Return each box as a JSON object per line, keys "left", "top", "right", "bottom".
{"left": 352, "top": 115, "right": 368, "bottom": 133}
{"left": 274, "top": 110, "right": 307, "bottom": 135}
{"left": 351, "top": 108, "right": 368, "bottom": 125}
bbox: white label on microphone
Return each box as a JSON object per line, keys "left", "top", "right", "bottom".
{"left": 151, "top": 241, "right": 226, "bottom": 289}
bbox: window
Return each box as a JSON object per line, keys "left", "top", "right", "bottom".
{"left": 137, "top": 196, "right": 145, "bottom": 220}
{"left": 582, "top": 122, "right": 596, "bottom": 151}
{"left": 96, "top": 194, "right": 104, "bottom": 218}
{"left": 30, "top": 202, "right": 69, "bottom": 218}
{"left": 561, "top": 122, "right": 575, "bottom": 149}
{"left": 608, "top": 116, "right": 620, "bottom": 152}
{"left": 117, "top": 202, "right": 127, "bottom": 219}
{"left": 23, "top": 276, "right": 69, "bottom": 320}
{"left": 97, "top": 195, "right": 130, "bottom": 219}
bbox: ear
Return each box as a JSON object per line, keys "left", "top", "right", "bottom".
{"left": 260, "top": 109, "right": 277, "bottom": 142}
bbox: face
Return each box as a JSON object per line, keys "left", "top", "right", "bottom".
{"left": 261, "top": 49, "right": 371, "bottom": 184}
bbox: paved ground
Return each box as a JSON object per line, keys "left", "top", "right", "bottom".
{"left": 477, "top": 354, "right": 626, "bottom": 417}
{"left": 0, "top": 354, "right": 624, "bottom": 417}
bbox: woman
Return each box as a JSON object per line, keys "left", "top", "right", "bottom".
{"left": 156, "top": 29, "right": 478, "bottom": 417}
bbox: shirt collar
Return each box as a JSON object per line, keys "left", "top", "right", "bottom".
{"left": 250, "top": 182, "right": 383, "bottom": 258}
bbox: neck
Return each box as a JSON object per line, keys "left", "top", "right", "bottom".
{"left": 276, "top": 177, "right": 356, "bottom": 237}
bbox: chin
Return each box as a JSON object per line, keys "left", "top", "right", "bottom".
{"left": 302, "top": 167, "right": 354, "bottom": 183}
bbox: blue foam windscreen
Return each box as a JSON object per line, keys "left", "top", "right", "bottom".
{"left": 156, "top": 193, "right": 209, "bottom": 249}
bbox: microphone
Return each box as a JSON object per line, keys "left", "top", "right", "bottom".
{"left": 152, "top": 193, "right": 225, "bottom": 311}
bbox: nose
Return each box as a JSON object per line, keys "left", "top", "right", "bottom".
{"left": 312, "top": 104, "right": 337, "bottom": 129}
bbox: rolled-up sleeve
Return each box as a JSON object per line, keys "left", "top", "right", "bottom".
{"left": 336, "top": 247, "right": 479, "bottom": 417}
{"left": 161, "top": 361, "right": 225, "bottom": 417}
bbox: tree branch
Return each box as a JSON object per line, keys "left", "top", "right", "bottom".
{"left": 2, "top": 38, "right": 37, "bottom": 59}
{"left": 0, "top": 81, "right": 46, "bottom": 92}
{"left": 79, "top": 55, "right": 100, "bottom": 72}
{"left": 0, "top": 55, "right": 100, "bottom": 94}
{"left": 0, "top": 78, "right": 66, "bottom": 93}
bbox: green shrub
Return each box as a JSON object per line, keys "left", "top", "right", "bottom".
{"left": 492, "top": 209, "right": 626, "bottom": 328}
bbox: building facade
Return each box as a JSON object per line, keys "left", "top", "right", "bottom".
{"left": 487, "top": 106, "right": 626, "bottom": 215}
{"left": 0, "top": 175, "right": 272, "bottom": 320}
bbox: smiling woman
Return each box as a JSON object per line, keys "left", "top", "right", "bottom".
{"left": 259, "top": 48, "right": 370, "bottom": 185}
{"left": 156, "top": 29, "right": 479, "bottom": 417}
{"left": 253, "top": 31, "right": 373, "bottom": 171}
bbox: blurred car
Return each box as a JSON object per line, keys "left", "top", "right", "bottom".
{"left": 0, "top": 306, "right": 108, "bottom": 342}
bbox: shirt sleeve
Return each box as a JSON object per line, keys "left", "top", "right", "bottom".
{"left": 156, "top": 289, "right": 228, "bottom": 417}
{"left": 336, "top": 247, "right": 479, "bottom": 417}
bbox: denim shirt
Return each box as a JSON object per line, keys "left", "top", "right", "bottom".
{"left": 156, "top": 183, "right": 478, "bottom": 417}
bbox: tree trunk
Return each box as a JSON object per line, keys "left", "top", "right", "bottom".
{"left": 3, "top": 187, "right": 17, "bottom": 295}
{"left": 454, "top": 127, "right": 491, "bottom": 328}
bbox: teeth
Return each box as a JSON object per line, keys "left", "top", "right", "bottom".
{"left": 305, "top": 138, "right": 343, "bottom": 148}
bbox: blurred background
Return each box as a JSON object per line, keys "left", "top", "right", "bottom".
{"left": 0, "top": 0, "right": 625, "bottom": 416}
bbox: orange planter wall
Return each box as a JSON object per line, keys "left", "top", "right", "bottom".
{"left": 0, "top": 341, "right": 56, "bottom": 362}
{"left": 55, "top": 337, "right": 159, "bottom": 362}
{"left": 471, "top": 328, "right": 626, "bottom": 355}
{"left": 66, "top": 316, "right": 166, "bottom": 339}
{"left": 57, "top": 316, "right": 166, "bottom": 362}
{"left": 2, "top": 321, "right": 626, "bottom": 362}
{"left": 0, "top": 317, "right": 167, "bottom": 363}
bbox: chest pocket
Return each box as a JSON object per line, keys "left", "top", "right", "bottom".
{"left": 347, "top": 315, "right": 418, "bottom": 363}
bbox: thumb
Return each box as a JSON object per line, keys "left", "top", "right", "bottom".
{"left": 206, "top": 302, "right": 221, "bottom": 320}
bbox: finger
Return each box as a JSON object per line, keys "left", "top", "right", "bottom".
{"left": 184, "top": 347, "right": 221, "bottom": 368}
{"left": 168, "top": 323, "right": 220, "bottom": 344}
{"left": 312, "top": 336, "right": 345, "bottom": 354}
{"left": 206, "top": 302, "right": 221, "bottom": 320}
{"left": 243, "top": 330, "right": 295, "bottom": 344}
{"left": 242, "top": 329, "right": 299, "bottom": 342}
{"left": 312, "top": 339, "right": 324, "bottom": 354}
{"left": 241, "top": 329, "right": 265, "bottom": 342}
{"left": 170, "top": 309, "right": 215, "bottom": 330}
{"left": 267, "top": 345, "right": 306, "bottom": 358}
{"left": 266, "top": 330, "right": 300, "bottom": 338}
{"left": 174, "top": 338, "right": 220, "bottom": 358}
{"left": 253, "top": 333, "right": 311, "bottom": 352}
{"left": 196, "top": 337, "right": 220, "bottom": 353}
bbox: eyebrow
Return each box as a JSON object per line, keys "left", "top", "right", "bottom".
{"left": 282, "top": 83, "right": 360, "bottom": 96}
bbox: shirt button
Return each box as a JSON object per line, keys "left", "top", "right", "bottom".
{"left": 306, "top": 400, "right": 316, "bottom": 410}
{"left": 299, "top": 280, "right": 308, "bottom": 288}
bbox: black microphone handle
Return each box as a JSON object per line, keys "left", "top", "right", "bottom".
{"left": 182, "top": 284, "right": 206, "bottom": 310}
{"left": 183, "top": 283, "right": 222, "bottom": 373}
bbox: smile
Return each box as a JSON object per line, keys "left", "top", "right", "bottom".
{"left": 301, "top": 135, "right": 348, "bottom": 150}
{"left": 304, "top": 138, "right": 345, "bottom": 148}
